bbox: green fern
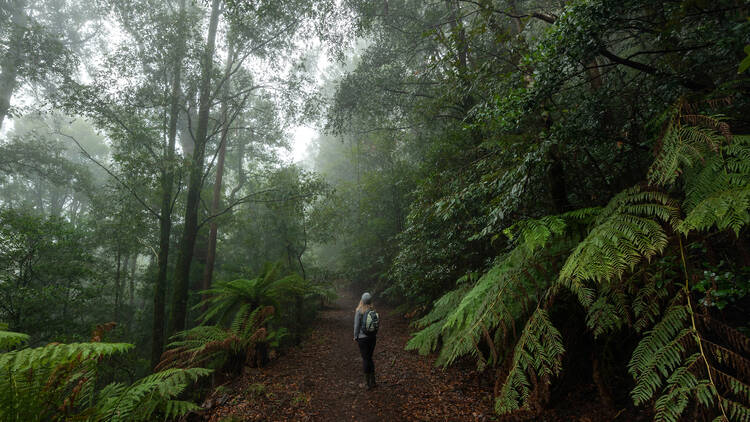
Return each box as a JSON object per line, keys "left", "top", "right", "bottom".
{"left": 406, "top": 108, "right": 750, "bottom": 420}
{"left": 434, "top": 237, "right": 564, "bottom": 369}
{"left": 648, "top": 111, "right": 728, "bottom": 186}
{"left": 407, "top": 210, "right": 576, "bottom": 413}
{"left": 679, "top": 136, "right": 750, "bottom": 236}
{"left": 559, "top": 186, "right": 680, "bottom": 285}
{"left": 585, "top": 282, "right": 629, "bottom": 338}
{"left": 196, "top": 262, "right": 310, "bottom": 326}
{"left": 495, "top": 308, "right": 564, "bottom": 413}
{"left": 405, "top": 283, "right": 471, "bottom": 356}
{"left": 0, "top": 326, "right": 29, "bottom": 350}
{"left": 628, "top": 290, "right": 750, "bottom": 422}
{"left": 631, "top": 271, "right": 671, "bottom": 333}
{"left": 95, "top": 367, "right": 212, "bottom": 422}
{"left": 158, "top": 306, "right": 277, "bottom": 371}
{"left": 0, "top": 341, "right": 133, "bottom": 421}
{"left": 158, "top": 263, "right": 319, "bottom": 371}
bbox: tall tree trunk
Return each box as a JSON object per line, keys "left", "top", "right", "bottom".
{"left": 168, "top": 0, "right": 222, "bottom": 336}
{"left": 0, "top": 0, "right": 25, "bottom": 131}
{"left": 297, "top": 216, "right": 307, "bottom": 280}
{"left": 129, "top": 253, "right": 137, "bottom": 308}
{"left": 114, "top": 248, "right": 122, "bottom": 322}
{"left": 152, "top": 0, "right": 187, "bottom": 369}
{"left": 201, "top": 33, "right": 235, "bottom": 303}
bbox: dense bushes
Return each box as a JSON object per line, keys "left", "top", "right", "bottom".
{"left": 406, "top": 114, "right": 750, "bottom": 419}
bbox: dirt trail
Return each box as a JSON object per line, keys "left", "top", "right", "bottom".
{"left": 204, "top": 291, "right": 494, "bottom": 421}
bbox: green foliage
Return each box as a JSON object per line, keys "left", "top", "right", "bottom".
{"left": 0, "top": 208, "right": 104, "bottom": 342}
{"left": 95, "top": 367, "right": 211, "bottom": 422}
{"left": 404, "top": 110, "right": 750, "bottom": 417}
{"left": 159, "top": 262, "right": 335, "bottom": 371}
{"left": 648, "top": 113, "right": 728, "bottom": 187}
{"left": 739, "top": 44, "right": 750, "bottom": 74}
{"left": 629, "top": 292, "right": 750, "bottom": 422}
{"left": 679, "top": 136, "right": 750, "bottom": 236}
{"left": 0, "top": 340, "right": 133, "bottom": 421}
{"left": 0, "top": 325, "right": 28, "bottom": 350}
{"left": 559, "top": 187, "right": 680, "bottom": 286}
{"left": 197, "top": 262, "right": 308, "bottom": 325}
{"left": 495, "top": 309, "right": 564, "bottom": 414}
{"left": 406, "top": 210, "right": 575, "bottom": 370}
{"left": 0, "top": 335, "right": 210, "bottom": 422}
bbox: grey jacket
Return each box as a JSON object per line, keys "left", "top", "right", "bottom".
{"left": 353, "top": 310, "right": 371, "bottom": 340}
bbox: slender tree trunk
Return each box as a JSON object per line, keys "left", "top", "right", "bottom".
{"left": 0, "top": 0, "right": 25, "bottom": 131}
{"left": 297, "top": 216, "right": 307, "bottom": 280}
{"left": 114, "top": 248, "right": 122, "bottom": 322}
{"left": 152, "top": 0, "right": 187, "bottom": 369}
{"left": 168, "top": 0, "right": 222, "bottom": 336}
{"left": 201, "top": 33, "right": 235, "bottom": 303}
{"left": 129, "top": 253, "right": 137, "bottom": 308}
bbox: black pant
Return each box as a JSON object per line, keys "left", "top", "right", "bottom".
{"left": 357, "top": 336, "right": 376, "bottom": 374}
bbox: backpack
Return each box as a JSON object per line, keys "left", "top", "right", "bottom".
{"left": 361, "top": 309, "right": 380, "bottom": 335}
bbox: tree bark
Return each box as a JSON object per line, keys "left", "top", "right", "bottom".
{"left": 201, "top": 32, "right": 235, "bottom": 304}
{"left": 129, "top": 253, "right": 137, "bottom": 308}
{"left": 0, "top": 0, "right": 26, "bottom": 131}
{"left": 114, "top": 248, "right": 122, "bottom": 322}
{"left": 168, "top": 0, "right": 222, "bottom": 337}
{"left": 152, "top": 0, "right": 187, "bottom": 369}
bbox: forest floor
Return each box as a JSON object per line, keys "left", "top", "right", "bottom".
{"left": 200, "top": 291, "right": 637, "bottom": 422}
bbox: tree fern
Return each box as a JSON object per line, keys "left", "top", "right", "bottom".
{"left": 407, "top": 108, "right": 750, "bottom": 420}
{"left": 631, "top": 271, "right": 671, "bottom": 333}
{"left": 407, "top": 211, "right": 575, "bottom": 401}
{"left": 157, "top": 305, "right": 276, "bottom": 371}
{"left": 585, "top": 282, "right": 629, "bottom": 338}
{"left": 158, "top": 262, "right": 323, "bottom": 371}
{"left": 196, "top": 262, "right": 309, "bottom": 326}
{"left": 434, "top": 230, "right": 567, "bottom": 368}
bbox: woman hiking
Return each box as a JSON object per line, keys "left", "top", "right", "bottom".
{"left": 353, "top": 292, "right": 379, "bottom": 389}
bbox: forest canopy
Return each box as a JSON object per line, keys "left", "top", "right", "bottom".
{"left": 1, "top": 0, "right": 749, "bottom": 421}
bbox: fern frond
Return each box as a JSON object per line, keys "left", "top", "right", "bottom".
{"left": 0, "top": 342, "right": 133, "bottom": 421}
{"left": 405, "top": 284, "right": 470, "bottom": 356}
{"left": 95, "top": 367, "right": 211, "bottom": 422}
{"left": 495, "top": 308, "right": 564, "bottom": 414}
{"left": 679, "top": 136, "right": 750, "bottom": 236}
{"left": 632, "top": 274, "right": 670, "bottom": 333}
{"left": 629, "top": 290, "right": 750, "bottom": 421}
{"left": 437, "top": 247, "right": 553, "bottom": 368}
{"left": 559, "top": 186, "right": 679, "bottom": 286}
{"left": 0, "top": 328, "right": 29, "bottom": 350}
{"left": 585, "top": 282, "right": 629, "bottom": 338}
{"left": 649, "top": 120, "right": 725, "bottom": 186}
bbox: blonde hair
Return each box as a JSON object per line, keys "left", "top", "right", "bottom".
{"left": 356, "top": 300, "right": 373, "bottom": 313}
